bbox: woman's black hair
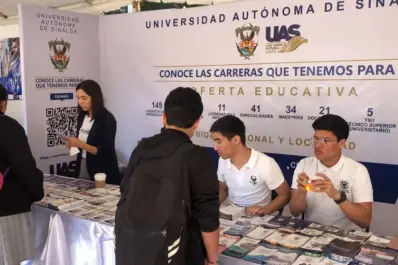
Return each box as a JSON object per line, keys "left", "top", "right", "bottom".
{"left": 76, "top": 79, "right": 105, "bottom": 120}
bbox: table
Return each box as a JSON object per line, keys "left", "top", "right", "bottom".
{"left": 31, "top": 206, "right": 248, "bottom": 265}
{"left": 30, "top": 175, "right": 398, "bottom": 265}
{"left": 32, "top": 206, "right": 115, "bottom": 265}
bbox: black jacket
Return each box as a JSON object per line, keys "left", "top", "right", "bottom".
{"left": 75, "top": 108, "right": 121, "bottom": 185}
{"left": 120, "top": 128, "right": 220, "bottom": 265}
{"left": 0, "top": 112, "right": 44, "bottom": 217}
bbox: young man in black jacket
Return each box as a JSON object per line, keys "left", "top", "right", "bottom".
{"left": 118, "top": 87, "right": 220, "bottom": 265}
{"left": 0, "top": 84, "right": 44, "bottom": 264}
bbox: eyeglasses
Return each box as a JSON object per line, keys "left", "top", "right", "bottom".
{"left": 313, "top": 137, "right": 337, "bottom": 145}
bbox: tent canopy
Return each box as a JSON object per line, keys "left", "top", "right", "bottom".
{"left": 0, "top": 0, "right": 236, "bottom": 26}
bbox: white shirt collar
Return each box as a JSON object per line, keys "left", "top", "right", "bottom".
{"left": 226, "top": 148, "right": 259, "bottom": 170}
{"left": 317, "top": 154, "right": 346, "bottom": 172}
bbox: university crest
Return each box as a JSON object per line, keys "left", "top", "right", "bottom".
{"left": 235, "top": 24, "right": 260, "bottom": 60}
{"left": 49, "top": 39, "right": 71, "bottom": 72}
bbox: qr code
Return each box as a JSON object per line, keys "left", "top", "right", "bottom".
{"left": 46, "top": 107, "right": 78, "bottom": 147}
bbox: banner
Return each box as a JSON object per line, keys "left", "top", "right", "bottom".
{"left": 0, "top": 37, "right": 22, "bottom": 100}
{"left": 99, "top": 0, "right": 398, "bottom": 203}
{"left": 18, "top": 5, "right": 99, "bottom": 175}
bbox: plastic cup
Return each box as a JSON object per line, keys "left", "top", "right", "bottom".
{"left": 304, "top": 180, "right": 314, "bottom": 191}
{"left": 94, "top": 173, "right": 106, "bottom": 189}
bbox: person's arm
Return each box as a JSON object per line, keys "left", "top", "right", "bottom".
{"left": 187, "top": 147, "right": 220, "bottom": 264}
{"left": 217, "top": 158, "right": 228, "bottom": 203}
{"left": 246, "top": 158, "right": 291, "bottom": 216}
{"left": 263, "top": 181, "right": 290, "bottom": 215}
{"left": 80, "top": 142, "right": 98, "bottom": 155}
{"left": 313, "top": 168, "right": 373, "bottom": 229}
{"left": 336, "top": 200, "right": 372, "bottom": 229}
{"left": 69, "top": 112, "right": 116, "bottom": 155}
{"left": 202, "top": 229, "right": 220, "bottom": 264}
{"left": 4, "top": 120, "right": 44, "bottom": 201}
{"left": 289, "top": 161, "right": 308, "bottom": 217}
{"left": 219, "top": 181, "right": 228, "bottom": 203}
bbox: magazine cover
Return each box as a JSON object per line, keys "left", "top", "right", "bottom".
{"left": 354, "top": 244, "right": 397, "bottom": 265}
{"left": 243, "top": 242, "right": 280, "bottom": 264}
{"left": 345, "top": 230, "right": 373, "bottom": 243}
{"left": 319, "top": 253, "right": 353, "bottom": 264}
{"left": 280, "top": 233, "right": 311, "bottom": 249}
{"left": 219, "top": 205, "right": 246, "bottom": 221}
{"left": 246, "top": 226, "right": 276, "bottom": 240}
{"left": 299, "top": 222, "right": 326, "bottom": 236}
{"left": 250, "top": 215, "right": 275, "bottom": 226}
{"left": 222, "top": 237, "right": 260, "bottom": 259}
{"left": 218, "top": 234, "right": 241, "bottom": 253}
{"left": 224, "top": 220, "right": 256, "bottom": 237}
{"left": 366, "top": 234, "right": 393, "bottom": 248}
{"left": 322, "top": 238, "right": 362, "bottom": 258}
{"left": 265, "top": 230, "right": 291, "bottom": 245}
{"left": 302, "top": 234, "right": 339, "bottom": 252}
{"left": 279, "top": 218, "right": 306, "bottom": 233}
{"left": 292, "top": 251, "right": 325, "bottom": 265}
{"left": 267, "top": 247, "right": 302, "bottom": 265}
{"left": 264, "top": 215, "right": 292, "bottom": 229}
{"left": 220, "top": 219, "right": 235, "bottom": 235}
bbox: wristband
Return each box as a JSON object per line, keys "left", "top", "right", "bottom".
{"left": 334, "top": 191, "right": 347, "bottom": 204}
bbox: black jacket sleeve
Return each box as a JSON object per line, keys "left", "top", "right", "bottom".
{"left": 96, "top": 112, "right": 117, "bottom": 157}
{"left": 186, "top": 147, "right": 220, "bottom": 232}
{"left": 5, "top": 120, "right": 44, "bottom": 202}
{"left": 120, "top": 140, "right": 144, "bottom": 193}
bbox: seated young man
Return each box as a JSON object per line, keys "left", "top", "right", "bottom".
{"left": 210, "top": 115, "right": 290, "bottom": 216}
{"left": 289, "top": 114, "right": 373, "bottom": 230}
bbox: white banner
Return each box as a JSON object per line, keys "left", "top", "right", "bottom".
{"left": 19, "top": 5, "right": 99, "bottom": 174}
{"left": 100, "top": 0, "right": 398, "bottom": 165}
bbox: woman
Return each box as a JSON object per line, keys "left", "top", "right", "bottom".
{"left": 66, "top": 79, "right": 121, "bottom": 185}
{"left": 0, "top": 84, "right": 44, "bottom": 265}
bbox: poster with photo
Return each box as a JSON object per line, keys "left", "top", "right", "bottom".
{"left": 0, "top": 37, "right": 22, "bottom": 100}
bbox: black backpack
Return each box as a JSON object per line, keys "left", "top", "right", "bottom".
{"left": 115, "top": 140, "right": 196, "bottom": 265}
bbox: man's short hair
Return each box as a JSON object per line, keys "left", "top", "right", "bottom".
{"left": 0, "top": 84, "right": 7, "bottom": 101}
{"left": 210, "top": 115, "right": 246, "bottom": 145}
{"left": 312, "top": 114, "right": 349, "bottom": 141}
{"left": 164, "top": 87, "right": 203, "bottom": 128}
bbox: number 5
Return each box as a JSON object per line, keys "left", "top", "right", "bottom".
{"left": 367, "top": 108, "right": 373, "bottom": 117}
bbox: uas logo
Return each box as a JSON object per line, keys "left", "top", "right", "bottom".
{"left": 235, "top": 23, "right": 260, "bottom": 59}
{"left": 49, "top": 38, "right": 71, "bottom": 72}
{"left": 265, "top": 24, "right": 307, "bottom": 54}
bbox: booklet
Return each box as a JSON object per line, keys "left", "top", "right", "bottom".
{"left": 324, "top": 226, "right": 349, "bottom": 237}
{"left": 222, "top": 237, "right": 260, "bottom": 259}
{"left": 279, "top": 218, "right": 306, "bottom": 234}
{"left": 220, "top": 205, "right": 246, "bottom": 221}
{"left": 243, "top": 242, "right": 280, "bottom": 264}
{"left": 280, "top": 233, "right": 311, "bottom": 249}
{"left": 263, "top": 215, "right": 292, "bottom": 229}
{"left": 299, "top": 222, "right": 326, "bottom": 237}
{"left": 302, "top": 233, "right": 339, "bottom": 252}
{"left": 224, "top": 220, "right": 256, "bottom": 237}
{"left": 354, "top": 244, "right": 397, "bottom": 265}
{"left": 267, "top": 247, "right": 302, "bottom": 265}
{"left": 322, "top": 238, "right": 362, "bottom": 258}
{"left": 218, "top": 234, "right": 241, "bottom": 253}
{"left": 292, "top": 251, "right": 325, "bottom": 265}
{"left": 265, "top": 230, "right": 291, "bottom": 245}
{"left": 250, "top": 215, "right": 275, "bottom": 226}
{"left": 246, "top": 226, "right": 276, "bottom": 240}
{"left": 345, "top": 230, "right": 373, "bottom": 243}
{"left": 366, "top": 234, "right": 393, "bottom": 248}
{"left": 318, "top": 253, "right": 353, "bottom": 264}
